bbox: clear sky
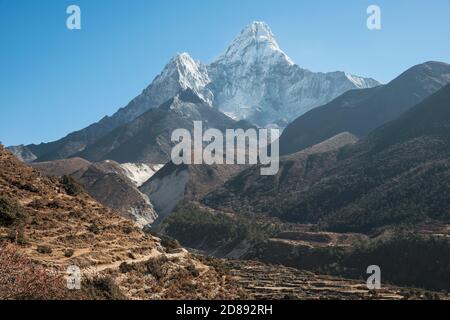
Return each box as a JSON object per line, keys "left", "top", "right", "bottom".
{"left": 1, "top": 0, "right": 449, "bottom": 146}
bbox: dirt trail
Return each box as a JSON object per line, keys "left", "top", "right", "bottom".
{"left": 83, "top": 248, "right": 189, "bottom": 275}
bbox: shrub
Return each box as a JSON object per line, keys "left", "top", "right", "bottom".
{"left": 85, "top": 276, "right": 126, "bottom": 300}
{"left": 60, "top": 175, "right": 84, "bottom": 196}
{"left": 0, "top": 197, "right": 22, "bottom": 226}
{"left": 0, "top": 244, "right": 67, "bottom": 299}
{"left": 64, "top": 249, "right": 75, "bottom": 258}
{"left": 122, "top": 225, "right": 134, "bottom": 235}
{"left": 88, "top": 224, "right": 100, "bottom": 234}
{"left": 11, "top": 181, "right": 38, "bottom": 193}
{"left": 194, "top": 254, "right": 229, "bottom": 275}
{"left": 145, "top": 256, "right": 169, "bottom": 280}
{"left": 160, "top": 235, "right": 181, "bottom": 253}
{"left": 6, "top": 226, "right": 28, "bottom": 245}
{"left": 187, "top": 264, "right": 200, "bottom": 277}
{"left": 179, "top": 280, "right": 197, "bottom": 293}
{"left": 143, "top": 228, "right": 182, "bottom": 253}
{"left": 119, "top": 262, "right": 134, "bottom": 274}
{"left": 37, "top": 245, "right": 52, "bottom": 255}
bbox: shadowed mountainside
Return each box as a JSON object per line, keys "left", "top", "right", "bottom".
{"left": 204, "top": 84, "right": 450, "bottom": 232}
{"left": 75, "top": 89, "right": 253, "bottom": 165}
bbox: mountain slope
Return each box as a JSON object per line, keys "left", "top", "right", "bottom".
{"left": 23, "top": 53, "right": 212, "bottom": 162}
{"left": 6, "top": 145, "right": 37, "bottom": 163}
{"left": 0, "top": 145, "right": 247, "bottom": 299}
{"left": 140, "top": 162, "right": 245, "bottom": 223}
{"left": 32, "top": 158, "right": 158, "bottom": 227}
{"left": 203, "top": 132, "right": 360, "bottom": 220}
{"left": 75, "top": 89, "right": 241, "bottom": 164}
{"left": 71, "top": 160, "right": 158, "bottom": 227}
{"left": 31, "top": 157, "right": 91, "bottom": 176}
{"left": 119, "top": 163, "right": 163, "bottom": 187}
{"left": 204, "top": 85, "right": 450, "bottom": 232}
{"left": 279, "top": 61, "right": 450, "bottom": 155}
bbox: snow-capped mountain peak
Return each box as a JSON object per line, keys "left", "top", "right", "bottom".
{"left": 206, "top": 21, "right": 379, "bottom": 126}
{"left": 169, "top": 52, "right": 210, "bottom": 89}
{"left": 344, "top": 72, "right": 380, "bottom": 88}
{"left": 215, "top": 21, "right": 294, "bottom": 66}
{"left": 142, "top": 52, "right": 212, "bottom": 104}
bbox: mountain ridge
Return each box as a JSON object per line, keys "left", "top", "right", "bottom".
{"left": 73, "top": 89, "right": 243, "bottom": 164}
{"left": 279, "top": 61, "right": 450, "bottom": 155}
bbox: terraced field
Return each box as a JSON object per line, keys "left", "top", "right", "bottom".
{"left": 225, "top": 260, "right": 448, "bottom": 300}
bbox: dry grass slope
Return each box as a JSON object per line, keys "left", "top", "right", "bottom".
{"left": 0, "top": 145, "right": 246, "bottom": 300}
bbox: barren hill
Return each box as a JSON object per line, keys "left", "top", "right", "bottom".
{"left": 0, "top": 145, "right": 245, "bottom": 299}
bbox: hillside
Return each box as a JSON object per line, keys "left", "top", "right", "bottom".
{"left": 161, "top": 202, "right": 450, "bottom": 293}
{"left": 4, "top": 145, "right": 435, "bottom": 300}
{"left": 32, "top": 159, "right": 157, "bottom": 227}
{"left": 31, "top": 158, "right": 91, "bottom": 176}
{"left": 0, "top": 145, "right": 246, "bottom": 299}
{"left": 224, "top": 259, "right": 447, "bottom": 300}
{"left": 140, "top": 161, "right": 245, "bottom": 223}
{"left": 75, "top": 89, "right": 246, "bottom": 164}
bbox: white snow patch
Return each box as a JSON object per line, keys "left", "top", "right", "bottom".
{"left": 140, "top": 168, "right": 189, "bottom": 221}
{"left": 120, "top": 163, "right": 164, "bottom": 187}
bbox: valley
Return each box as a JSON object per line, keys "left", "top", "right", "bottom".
{"left": 162, "top": 201, "right": 450, "bottom": 294}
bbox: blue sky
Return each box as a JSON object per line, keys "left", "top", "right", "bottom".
{"left": 1, "top": 0, "right": 449, "bottom": 146}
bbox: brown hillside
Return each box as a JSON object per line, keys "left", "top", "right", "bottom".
{"left": 0, "top": 145, "right": 245, "bottom": 299}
